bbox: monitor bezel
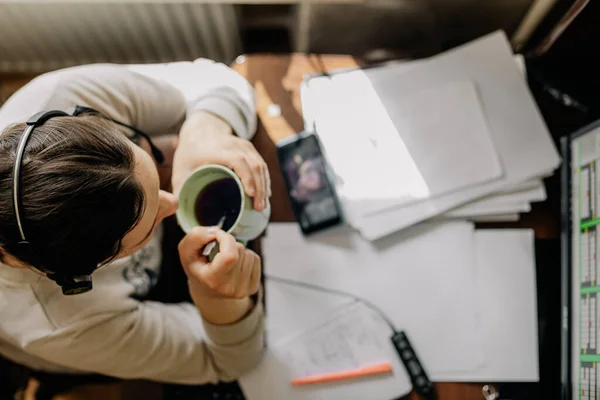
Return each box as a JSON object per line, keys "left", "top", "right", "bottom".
{"left": 561, "top": 119, "right": 600, "bottom": 400}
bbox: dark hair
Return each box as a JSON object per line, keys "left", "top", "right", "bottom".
{"left": 0, "top": 115, "right": 146, "bottom": 276}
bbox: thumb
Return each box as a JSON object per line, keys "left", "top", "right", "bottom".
{"left": 178, "top": 226, "right": 219, "bottom": 267}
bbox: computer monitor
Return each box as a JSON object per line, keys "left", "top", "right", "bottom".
{"left": 562, "top": 119, "right": 600, "bottom": 400}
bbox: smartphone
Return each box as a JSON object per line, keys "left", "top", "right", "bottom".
{"left": 276, "top": 131, "right": 343, "bottom": 234}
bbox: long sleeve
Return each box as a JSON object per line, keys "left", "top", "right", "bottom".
{"left": 126, "top": 59, "right": 257, "bottom": 139}
{"left": 0, "top": 224, "right": 265, "bottom": 384}
{"left": 0, "top": 60, "right": 257, "bottom": 140}
{"left": 24, "top": 295, "right": 264, "bottom": 384}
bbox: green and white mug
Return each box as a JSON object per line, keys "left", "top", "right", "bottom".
{"left": 176, "top": 164, "right": 270, "bottom": 249}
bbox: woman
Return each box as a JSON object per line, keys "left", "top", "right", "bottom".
{"left": 0, "top": 59, "right": 269, "bottom": 393}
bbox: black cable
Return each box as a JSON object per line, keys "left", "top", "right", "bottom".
{"left": 266, "top": 274, "right": 437, "bottom": 400}
{"left": 265, "top": 274, "right": 398, "bottom": 333}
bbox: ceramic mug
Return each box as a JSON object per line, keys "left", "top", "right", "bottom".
{"left": 176, "top": 164, "right": 270, "bottom": 251}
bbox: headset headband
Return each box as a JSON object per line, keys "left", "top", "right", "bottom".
{"left": 10, "top": 107, "right": 163, "bottom": 295}
{"left": 11, "top": 110, "right": 93, "bottom": 296}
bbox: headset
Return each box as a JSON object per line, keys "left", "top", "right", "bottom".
{"left": 10, "top": 107, "right": 164, "bottom": 295}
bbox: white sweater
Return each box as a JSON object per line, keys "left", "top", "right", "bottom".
{"left": 0, "top": 60, "right": 264, "bottom": 384}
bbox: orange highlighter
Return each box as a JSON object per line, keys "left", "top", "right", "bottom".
{"left": 290, "top": 362, "right": 393, "bottom": 386}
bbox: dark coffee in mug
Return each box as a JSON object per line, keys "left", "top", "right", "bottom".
{"left": 194, "top": 178, "right": 242, "bottom": 232}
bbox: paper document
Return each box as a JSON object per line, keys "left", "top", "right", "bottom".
{"left": 261, "top": 222, "right": 484, "bottom": 377}
{"left": 501, "top": 178, "right": 545, "bottom": 193}
{"left": 445, "top": 181, "right": 546, "bottom": 218}
{"left": 309, "top": 76, "right": 503, "bottom": 216}
{"left": 445, "top": 201, "right": 531, "bottom": 218}
{"left": 304, "top": 31, "right": 559, "bottom": 240}
{"left": 264, "top": 274, "right": 353, "bottom": 344}
{"left": 470, "top": 213, "right": 520, "bottom": 222}
{"left": 442, "top": 230, "right": 539, "bottom": 381}
{"left": 240, "top": 302, "right": 411, "bottom": 400}
{"left": 301, "top": 54, "right": 527, "bottom": 134}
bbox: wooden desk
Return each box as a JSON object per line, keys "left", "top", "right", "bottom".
{"left": 234, "top": 54, "right": 485, "bottom": 400}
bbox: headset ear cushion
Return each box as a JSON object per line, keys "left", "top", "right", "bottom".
{"left": 47, "top": 273, "right": 93, "bottom": 296}
{"left": 61, "top": 280, "right": 93, "bottom": 296}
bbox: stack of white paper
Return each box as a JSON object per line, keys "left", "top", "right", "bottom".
{"left": 301, "top": 30, "right": 560, "bottom": 240}
{"left": 239, "top": 223, "right": 539, "bottom": 399}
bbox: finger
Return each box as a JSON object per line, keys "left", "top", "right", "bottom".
{"left": 266, "top": 165, "right": 272, "bottom": 198}
{"left": 258, "top": 159, "right": 269, "bottom": 206}
{"left": 192, "top": 232, "right": 239, "bottom": 290}
{"left": 178, "top": 226, "right": 219, "bottom": 268}
{"left": 230, "top": 244, "right": 249, "bottom": 298}
{"left": 243, "top": 143, "right": 270, "bottom": 199}
{"left": 230, "top": 155, "right": 257, "bottom": 198}
{"left": 246, "top": 154, "right": 266, "bottom": 210}
{"left": 247, "top": 151, "right": 269, "bottom": 203}
{"left": 186, "top": 259, "right": 213, "bottom": 288}
{"left": 210, "top": 231, "right": 240, "bottom": 274}
{"left": 248, "top": 251, "right": 262, "bottom": 295}
{"left": 233, "top": 248, "right": 254, "bottom": 298}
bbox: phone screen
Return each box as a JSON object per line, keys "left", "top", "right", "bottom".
{"left": 278, "top": 133, "right": 342, "bottom": 233}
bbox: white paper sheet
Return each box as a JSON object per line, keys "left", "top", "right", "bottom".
{"left": 301, "top": 55, "right": 526, "bottom": 133}
{"left": 305, "top": 31, "right": 559, "bottom": 240}
{"left": 500, "top": 178, "right": 543, "bottom": 194}
{"left": 261, "top": 222, "right": 484, "bottom": 376}
{"left": 240, "top": 302, "right": 412, "bottom": 400}
{"left": 442, "top": 230, "right": 539, "bottom": 381}
{"left": 445, "top": 201, "right": 531, "bottom": 218}
{"left": 470, "top": 214, "right": 520, "bottom": 222}
{"left": 264, "top": 274, "right": 353, "bottom": 345}
{"left": 309, "top": 77, "right": 503, "bottom": 216}
{"left": 445, "top": 180, "right": 546, "bottom": 218}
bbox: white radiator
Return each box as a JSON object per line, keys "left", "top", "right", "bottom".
{"left": 0, "top": 3, "right": 242, "bottom": 73}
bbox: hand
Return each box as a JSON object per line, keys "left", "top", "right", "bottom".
{"left": 173, "top": 111, "right": 271, "bottom": 211}
{"left": 178, "top": 226, "right": 261, "bottom": 300}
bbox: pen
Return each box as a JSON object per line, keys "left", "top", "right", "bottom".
{"left": 290, "top": 362, "right": 392, "bottom": 386}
